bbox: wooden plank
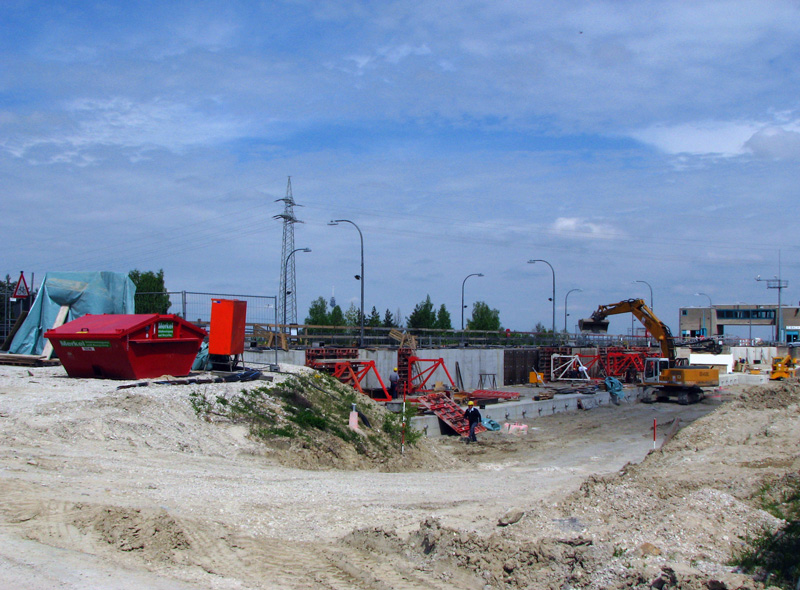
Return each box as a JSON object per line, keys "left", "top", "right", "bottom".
{"left": 0, "top": 353, "right": 60, "bottom": 367}
{"left": 659, "top": 418, "right": 681, "bottom": 449}
{"left": 40, "top": 305, "right": 69, "bottom": 360}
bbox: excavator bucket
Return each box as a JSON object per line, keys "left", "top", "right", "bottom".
{"left": 578, "top": 318, "right": 610, "bottom": 333}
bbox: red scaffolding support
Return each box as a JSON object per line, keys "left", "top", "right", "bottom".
{"left": 305, "top": 348, "right": 390, "bottom": 401}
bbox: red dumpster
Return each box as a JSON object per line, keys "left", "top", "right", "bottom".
{"left": 45, "top": 314, "right": 207, "bottom": 380}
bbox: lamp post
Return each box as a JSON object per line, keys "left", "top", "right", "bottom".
{"left": 283, "top": 247, "right": 311, "bottom": 333}
{"left": 329, "top": 219, "right": 364, "bottom": 347}
{"left": 634, "top": 280, "right": 653, "bottom": 310}
{"left": 461, "top": 273, "right": 484, "bottom": 345}
{"left": 564, "top": 288, "right": 582, "bottom": 334}
{"left": 528, "top": 259, "right": 555, "bottom": 343}
{"left": 695, "top": 292, "right": 712, "bottom": 337}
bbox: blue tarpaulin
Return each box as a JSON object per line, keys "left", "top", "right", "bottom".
{"left": 10, "top": 271, "right": 136, "bottom": 355}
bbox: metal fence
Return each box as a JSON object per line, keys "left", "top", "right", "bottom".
{"left": 135, "top": 291, "right": 277, "bottom": 328}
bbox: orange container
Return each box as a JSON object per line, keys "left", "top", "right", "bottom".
{"left": 209, "top": 299, "right": 247, "bottom": 355}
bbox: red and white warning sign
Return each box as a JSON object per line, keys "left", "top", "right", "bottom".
{"left": 12, "top": 272, "right": 29, "bottom": 299}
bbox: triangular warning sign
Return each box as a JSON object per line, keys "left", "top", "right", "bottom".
{"left": 12, "top": 273, "right": 29, "bottom": 298}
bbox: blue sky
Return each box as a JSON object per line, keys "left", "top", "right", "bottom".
{"left": 3, "top": 0, "right": 799, "bottom": 336}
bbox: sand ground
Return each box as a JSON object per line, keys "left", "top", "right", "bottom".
{"left": 0, "top": 364, "right": 796, "bottom": 589}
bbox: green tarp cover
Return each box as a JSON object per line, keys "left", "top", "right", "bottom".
{"left": 10, "top": 271, "right": 136, "bottom": 355}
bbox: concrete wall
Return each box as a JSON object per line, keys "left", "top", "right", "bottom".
{"left": 243, "top": 345, "right": 784, "bottom": 388}
{"left": 410, "top": 391, "right": 613, "bottom": 438}
{"left": 719, "top": 372, "right": 769, "bottom": 386}
{"left": 243, "top": 348, "right": 505, "bottom": 390}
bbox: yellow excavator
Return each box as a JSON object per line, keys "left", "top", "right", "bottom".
{"left": 579, "top": 299, "right": 719, "bottom": 404}
{"left": 770, "top": 355, "right": 797, "bottom": 380}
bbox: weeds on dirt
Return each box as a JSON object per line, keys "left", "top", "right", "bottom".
{"left": 382, "top": 404, "right": 423, "bottom": 446}
{"left": 732, "top": 475, "right": 800, "bottom": 589}
{"left": 188, "top": 373, "right": 421, "bottom": 459}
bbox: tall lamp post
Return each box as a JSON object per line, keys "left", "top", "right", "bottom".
{"left": 564, "top": 288, "right": 582, "bottom": 334}
{"left": 528, "top": 259, "right": 556, "bottom": 343}
{"left": 329, "top": 219, "right": 364, "bottom": 347}
{"left": 634, "top": 280, "right": 653, "bottom": 310}
{"left": 461, "top": 273, "right": 484, "bottom": 346}
{"left": 756, "top": 275, "right": 788, "bottom": 343}
{"left": 695, "top": 292, "right": 712, "bottom": 337}
{"left": 283, "top": 247, "right": 311, "bottom": 333}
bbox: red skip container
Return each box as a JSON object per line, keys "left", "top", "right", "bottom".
{"left": 45, "top": 314, "right": 207, "bottom": 380}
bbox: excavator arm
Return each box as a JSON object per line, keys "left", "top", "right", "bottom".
{"left": 579, "top": 299, "right": 676, "bottom": 363}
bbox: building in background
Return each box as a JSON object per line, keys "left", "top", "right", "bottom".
{"left": 679, "top": 304, "right": 800, "bottom": 343}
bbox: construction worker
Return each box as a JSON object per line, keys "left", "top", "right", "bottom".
{"left": 389, "top": 367, "right": 399, "bottom": 398}
{"left": 464, "top": 401, "right": 482, "bottom": 443}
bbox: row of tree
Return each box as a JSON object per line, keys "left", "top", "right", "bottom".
{"left": 304, "top": 294, "right": 502, "bottom": 331}
{"left": 127, "top": 269, "right": 526, "bottom": 334}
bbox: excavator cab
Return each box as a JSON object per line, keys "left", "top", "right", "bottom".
{"left": 644, "top": 358, "right": 670, "bottom": 383}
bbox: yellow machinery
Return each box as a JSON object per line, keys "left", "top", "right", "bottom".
{"left": 770, "top": 355, "right": 797, "bottom": 380}
{"left": 579, "top": 299, "right": 719, "bottom": 404}
{"left": 528, "top": 370, "right": 544, "bottom": 387}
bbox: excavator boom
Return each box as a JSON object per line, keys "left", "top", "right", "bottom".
{"left": 579, "top": 298, "right": 719, "bottom": 403}
{"left": 579, "top": 299, "right": 676, "bottom": 363}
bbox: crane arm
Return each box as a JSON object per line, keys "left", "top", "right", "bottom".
{"left": 583, "top": 299, "right": 676, "bottom": 363}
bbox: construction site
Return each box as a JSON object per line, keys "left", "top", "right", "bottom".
{"left": 0, "top": 270, "right": 798, "bottom": 589}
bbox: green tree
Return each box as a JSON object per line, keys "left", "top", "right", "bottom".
{"left": 305, "top": 297, "right": 330, "bottom": 325}
{"left": 367, "top": 306, "right": 381, "bottom": 327}
{"left": 129, "top": 269, "right": 171, "bottom": 314}
{"left": 382, "top": 309, "right": 396, "bottom": 328}
{"left": 329, "top": 304, "right": 345, "bottom": 326}
{"left": 467, "top": 301, "right": 501, "bottom": 331}
{"left": 344, "top": 303, "right": 362, "bottom": 327}
{"left": 407, "top": 295, "right": 437, "bottom": 329}
{"left": 435, "top": 304, "right": 452, "bottom": 330}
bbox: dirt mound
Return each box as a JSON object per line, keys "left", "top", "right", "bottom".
{"left": 189, "top": 369, "right": 456, "bottom": 472}
{"left": 76, "top": 506, "right": 191, "bottom": 560}
{"left": 737, "top": 380, "right": 800, "bottom": 410}
{"left": 335, "top": 382, "right": 800, "bottom": 589}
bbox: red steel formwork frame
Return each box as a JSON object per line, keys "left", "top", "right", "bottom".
{"left": 568, "top": 347, "right": 661, "bottom": 379}
{"left": 305, "top": 348, "right": 390, "bottom": 401}
{"left": 399, "top": 352, "right": 457, "bottom": 401}
{"left": 332, "top": 360, "right": 391, "bottom": 401}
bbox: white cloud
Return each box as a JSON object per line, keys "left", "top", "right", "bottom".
{"left": 0, "top": 98, "right": 249, "bottom": 163}
{"left": 629, "top": 121, "right": 761, "bottom": 157}
{"left": 550, "top": 217, "right": 623, "bottom": 240}
{"left": 629, "top": 117, "right": 800, "bottom": 160}
{"left": 744, "top": 126, "right": 800, "bottom": 160}
{"left": 378, "top": 44, "right": 431, "bottom": 64}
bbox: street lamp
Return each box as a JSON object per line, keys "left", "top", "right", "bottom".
{"left": 756, "top": 274, "right": 788, "bottom": 343}
{"left": 634, "top": 280, "right": 653, "bottom": 310}
{"left": 283, "top": 247, "right": 311, "bottom": 334}
{"left": 329, "top": 219, "right": 364, "bottom": 347}
{"left": 564, "top": 288, "right": 582, "bottom": 334}
{"left": 695, "top": 292, "right": 712, "bottom": 337}
{"left": 528, "top": 259, "right": 555, "bottom": 343}
{"left": 461, "top": 273, "right": 484, "bottom": 345}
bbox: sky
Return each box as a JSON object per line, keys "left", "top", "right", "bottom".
{"left": 3, "top": 0, "right": 800, "bottom": 337}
